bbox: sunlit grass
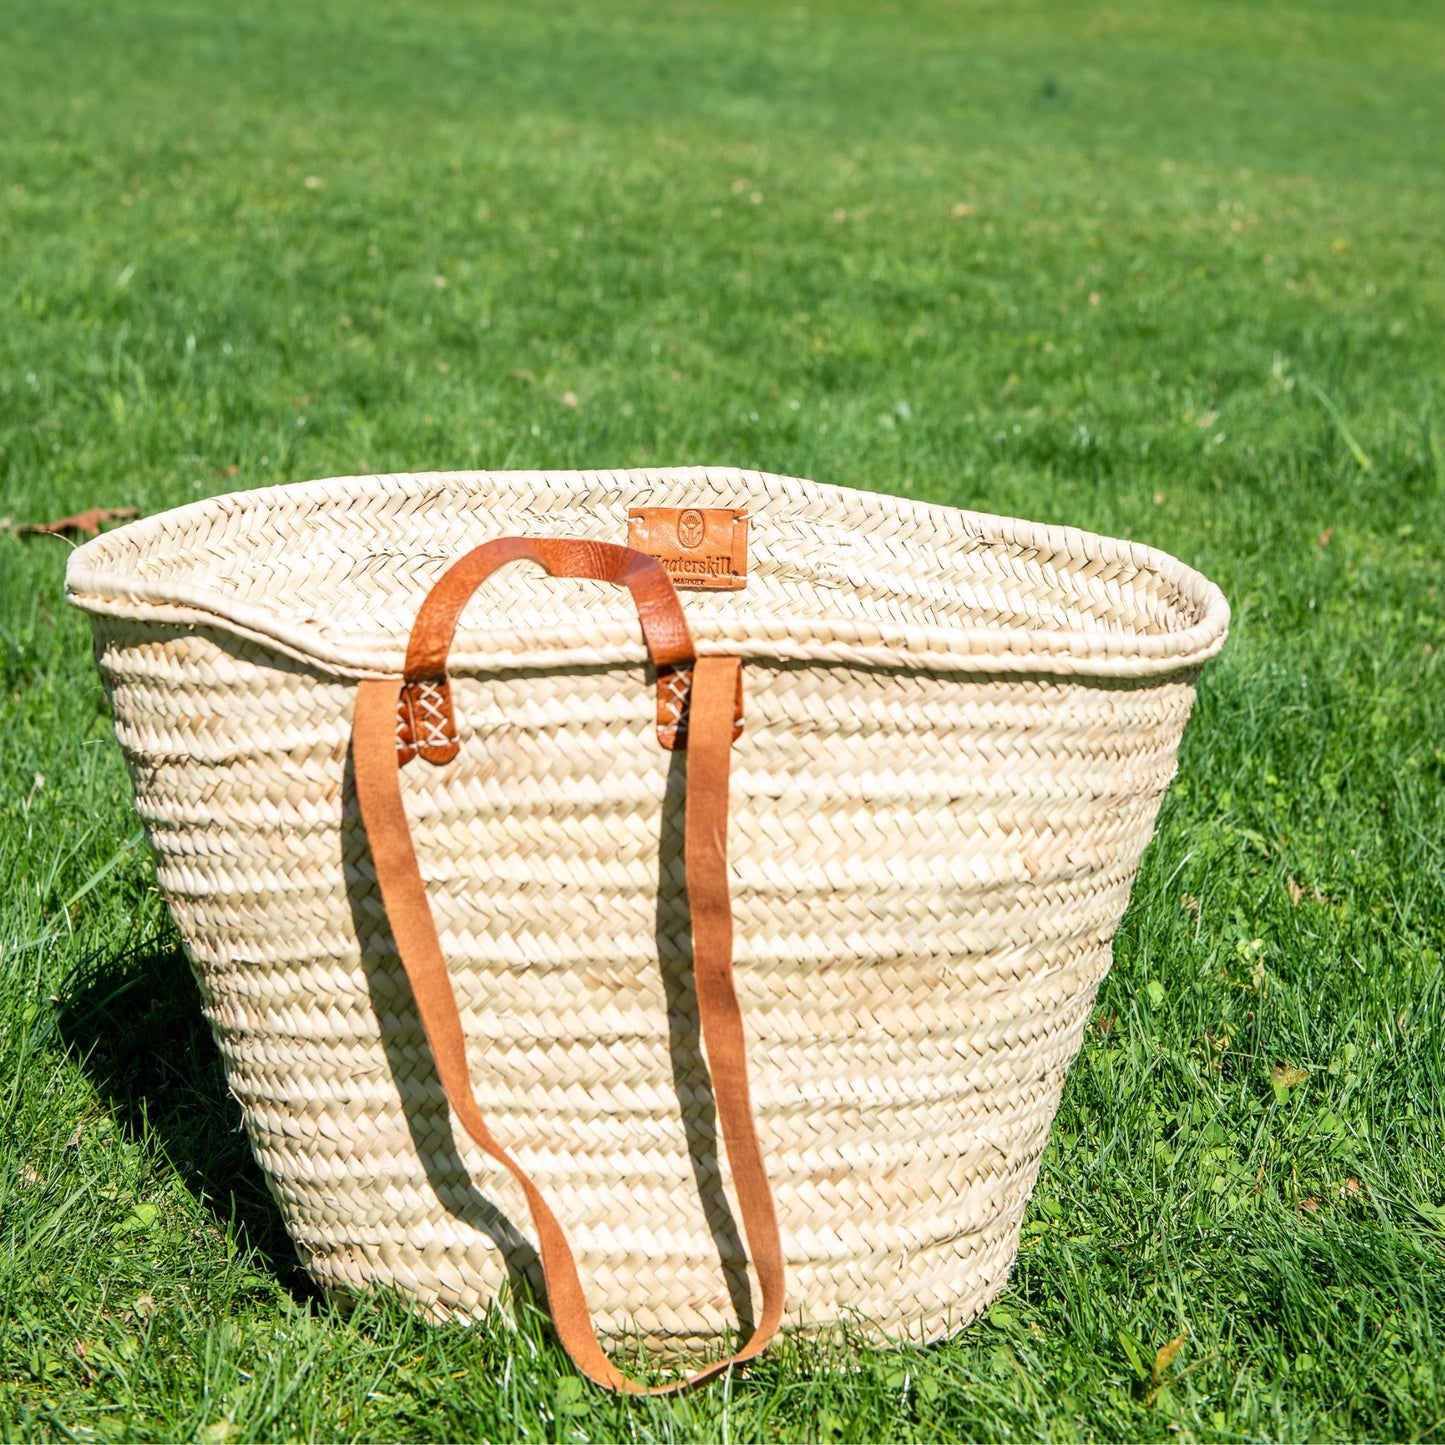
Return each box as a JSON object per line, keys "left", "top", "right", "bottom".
{"left": 2, "top": 0, "right": 1443, "bottom": 1438}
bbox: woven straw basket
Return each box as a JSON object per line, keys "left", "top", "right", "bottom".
{"left": 67, "top": 467, "right": 1227, "bottom": 1390}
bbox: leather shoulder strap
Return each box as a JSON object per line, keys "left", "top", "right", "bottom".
{"left": 351, "top": 541, "right": 782, "bottom": 1393}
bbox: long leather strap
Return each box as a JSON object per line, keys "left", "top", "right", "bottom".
{"left": 350, "top": 541, "right": 783, "bottom": 1393}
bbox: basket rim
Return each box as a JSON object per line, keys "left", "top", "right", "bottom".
{"left": 65, "top": 467, "right": 1230, "bottom": 680}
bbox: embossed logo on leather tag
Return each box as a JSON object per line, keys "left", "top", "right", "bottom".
{"left": 627, "top": 507, "right": 749, "bottom": 591}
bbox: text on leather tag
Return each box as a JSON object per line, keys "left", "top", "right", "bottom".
{"left": 627, "top": 507, "right": 749, "bottom": 591}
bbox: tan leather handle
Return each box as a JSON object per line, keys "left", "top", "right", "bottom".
{"left": 404, "top": 536, "right": 695, "bottom": 679}
{"left": 351, "top": 537, "right": 784, "bottom": 1394}
{"left": 391, "top": 536, "right": 737, "bottom": 761}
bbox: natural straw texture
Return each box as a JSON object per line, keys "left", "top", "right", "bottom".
{"left": 67, "top": 468, "right": 1228, "bottom": 1349}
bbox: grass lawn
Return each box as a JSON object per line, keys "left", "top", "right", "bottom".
{"left": 2, "top": 0, "right": 1444, "bottom": 1438}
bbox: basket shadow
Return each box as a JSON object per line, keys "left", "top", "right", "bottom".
{"left": 657, "top": 745, "right": 755, "bottom": 1335}
{"left": 54, "top": 937, "right": 318, "bottom": 1302}
{"left": 341, "top": 748, "right": 545, "bottom": 1310}
{"left": 340, "top": 737, "right": 754, "bottom": 1340}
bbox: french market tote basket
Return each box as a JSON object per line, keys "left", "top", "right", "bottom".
{"left": 66, "top": 467, "right": 1228, "bottom": 1392}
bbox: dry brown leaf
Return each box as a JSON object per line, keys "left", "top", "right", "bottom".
{"left": 1091, "top": 1012, "right": 1115, "bottom": 1035}
{"left": 1341, "top": 1177, "right": 1364, "bottom": 1200}
{"left": 1180, "top": 892, "right": 1200, "bottom": 917}
{"left": 1286, "top": 877, "right": 1337, "bottom": 907}
{"left": 1271, "top": 1063, "right": 1310, "bottom": 1089}
{"left": 1153, "top": 1333, "right": 1187, "bottom": 1383}
{"left": 1318, "top": 528, "right": 1334, "bottom": 548}
{"left": 16, "top": 506, "right": 138, "bottom": 538}
{"left": 1297, "top": 1196, "right": 1322, "bottom": 1213}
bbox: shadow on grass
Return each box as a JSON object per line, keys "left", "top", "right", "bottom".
{"left": 54, "top": 933, "right": 319, "bottom": 1303}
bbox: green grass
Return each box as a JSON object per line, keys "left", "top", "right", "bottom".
{"left": 2, "top": 0, "right": 1444, "bottom": 1438}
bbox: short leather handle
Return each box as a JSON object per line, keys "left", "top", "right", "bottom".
{"left": 391, "top": 536, "right": 735, "bottom": 761}
{"left": 351, "top": 537, "right": 784, "bottom": 1394}
{"left": 404, "top": 536, "right": 695, "bottom": 680}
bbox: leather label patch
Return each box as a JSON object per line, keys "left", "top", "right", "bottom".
{"left": 627, "top": 507, "right": 749, "bottom": 591}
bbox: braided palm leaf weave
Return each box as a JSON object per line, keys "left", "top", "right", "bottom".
{"left": 67, "top": 468, "right": 1228, "bottom": 1346}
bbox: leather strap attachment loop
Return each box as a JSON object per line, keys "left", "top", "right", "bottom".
{"left": 656, "top": 663, "right": 745, "bottom": 750}
{"left": 397, "top": 678, "right": 460, "bottom": 766}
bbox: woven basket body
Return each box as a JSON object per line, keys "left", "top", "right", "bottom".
{"left": 68, "top": 468, "right": 1227, "bottom": 1347}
